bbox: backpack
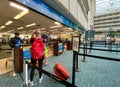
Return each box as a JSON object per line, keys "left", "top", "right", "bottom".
{"left": 9, "top": 37, "right": 15, "bottom": 48}
{"left": 31, "top": 37, "right": 44, "bottom": 60}
{"left": 9, "top": 37, "right": 22, "bottom": 48}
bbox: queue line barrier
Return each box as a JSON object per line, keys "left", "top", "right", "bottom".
{"left": 22, "top": 46, "right": 77, "bottom": 87}
{"left": 72, "top": 49, "right": 120, "bottom": 86}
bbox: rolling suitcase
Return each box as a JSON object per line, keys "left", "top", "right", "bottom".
{"left": 54, "top": 62, "right": 70, "bottom": 80}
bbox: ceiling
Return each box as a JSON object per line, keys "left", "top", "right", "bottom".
{"left": 96, "top": 0, "right": 120, "bottom": 15}
{"left": 0, "top": 0, "right": 77, "bottom": 36}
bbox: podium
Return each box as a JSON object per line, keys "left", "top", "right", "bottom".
{"left": 14, "top": 47, "right": 23, "bottom": 73}
{"left": 53, "top": 42, "right": 63, "bottom": 55}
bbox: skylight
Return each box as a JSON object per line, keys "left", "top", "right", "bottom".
{"left": 96, "top": 0, "right": 120, "bottom": 15}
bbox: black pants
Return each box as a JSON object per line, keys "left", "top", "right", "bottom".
{"left": 30, "top": 56, "right": 44, "bottom": 81}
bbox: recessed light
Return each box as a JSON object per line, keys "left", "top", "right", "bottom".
{"left": 25, "top": 23, "right": 36, "bottom": 27}
{"left": 49, "top": 25, "right": 63, "bottom": 28}
{"left": 1, "top": 26, "right": 6, "bottom": 29}
{"left": 17, "top": 27, "right": 24, "bottom": 30}
{"left": 54, "top": 22, "right": 60, "bottom": 25}
{"left": 14, "top": 11, "right": 28, "bottom": 19}
{"left": 5, "top": 21, "right": 13, "bottom": 25}
{"left": 10, "top": 2, "right": 28, "bottom": 11}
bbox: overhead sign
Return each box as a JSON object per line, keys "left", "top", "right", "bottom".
{"left": 16, "top": 0, "right": 84, "bottom": 32}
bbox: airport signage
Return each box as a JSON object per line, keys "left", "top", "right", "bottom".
{"left": 16, "top": 0, "right": 83, "bottom": 32}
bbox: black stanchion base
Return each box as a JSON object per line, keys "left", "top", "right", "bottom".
{"left": 75, "top": 69, "right": 80, "bottom": 72}
{"left": 81, "top": 60, "right": 86, "bottom": 62}
{"left": 23, "top": 84, "right": 27, "bottom": 87}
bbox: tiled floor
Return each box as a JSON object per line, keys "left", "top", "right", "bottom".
{"left": 0, "top": 57, "right": 12, "bottom": 75}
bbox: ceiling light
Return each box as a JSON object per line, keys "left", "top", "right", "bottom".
{"left": 1, "top": 26, "right": 6, "bottom": 29}
{"left": 5, "top": 21, "right": 13, "bottom": 25}
{"left": 10, "top": 2, "right": 28, "bottom": 11}
{"left": 54, "top": 22, "right": 61, "bottom": 25}
{"left": 25, "top": 23, "right": 36, "bottom": 27}
{"left": 49, "top": 30, "right": 54, "bottom": 31}
{"left": 49, "top": 25, "right": 63, "bottom": 28}
{"left": 63, "top": 28, "right": 72, "bottom": 30}
{"left": 17, "top": 27, "right": 24, "bottom": 30}
{"left": 41, "top": 28, "right": 46, "bottom": 30}
{"left": 7, "top": 31, "right": 11, "bottom": 33}
{"left": 14, "top": 11, "right": 28, "bottom": 19}
{"left": 10, "top": 2, "right": 29, "bottom": 20}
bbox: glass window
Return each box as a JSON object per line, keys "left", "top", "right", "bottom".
{"left": 96, "top": 0, "right": 120, "bottom": 15}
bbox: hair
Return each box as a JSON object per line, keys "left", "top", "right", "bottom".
{"left": 31, "top": 33, "right": 36, "bottom": 38}
{"left": 15, "top": 32, "right": 20, "bottom": 35}
{"left": 34, "top": 29, "right": 41, "bottom": 34}
{"left": 34, "top": 29, "right": 41, "bottom": 37}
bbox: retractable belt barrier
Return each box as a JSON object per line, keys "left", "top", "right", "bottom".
{"left": 79, "top": 43, "right": 120, "bottom": 63}
{"left": 77, "top": 53, "right": 120, "bottom": 62}
{"left": 26, "top": 61, "right": 76, "bottom": 87}
{"left": 80, "top": 46, "right": 120, "bottom": 52}
{"left": 89, "top": 44, "right": 119, "bottom": 48}
{"left": 72, "top": 47, "right": 120, "bottom": 87}
{"left": 22, "top": 46, "right": 77, "bottom": 87}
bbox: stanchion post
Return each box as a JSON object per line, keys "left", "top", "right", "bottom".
{"left": 23, "top": 58, "right": 28, "bottom": 87}
{"left": 82, "top": 44, "right": 85, "bottom": 62}
{"left": 116, "top": 43, "right": 118, "bottom": 55}
{"left": 72, "top": 51, "right": 76, "bottom": 85}
{"left": 105, "top": 41, "right": 106, "bottom": 47}
{"left": 111, "top": 42, "right": 112, "bottom": 52}
{"left": 86, "top": 43, "right": 87, "bottom": 55}
{"left": 12, "top": 48, "right": 16, "bottom": 76}
{"left": 75, "top": 54, "right": 79, "bottom": 72}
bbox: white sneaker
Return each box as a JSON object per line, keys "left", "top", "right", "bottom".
{"left": 28, "top": 80, "right": 34, "bottom": 86}
{"left": 39, "top": 76, "right": 43, "bottom": 83}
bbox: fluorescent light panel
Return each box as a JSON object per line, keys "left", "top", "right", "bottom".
{"left": 10, "top": 2, "right": 29, "bottom": 20}
{"left": 17, "top": 27, "right": 24, "bottom": 30}
{"left": 49, "top": 25, "right": 63, "bottom": 28}
{"left": 10, "top": 2, "right": 28, "bottom": 11}
{"left": 1, "top": 26, "right": 6, "bottom": 29}
{"left": 26, "top": 23, "right": 36, "bottom": 27}
{"left": 41, "top": 28, "right": 46, "bottom": 30}
{"left": 7, "top": 31, "right": 11, "bottom": 33}
{"left": 14, "top": 11, "right": 28, "bottom": 19}
{"left": 54, "top": 22, "right": 61, "bottom": 25}
{"left": 5, "top": 21, "right": 13, "bottom": 25}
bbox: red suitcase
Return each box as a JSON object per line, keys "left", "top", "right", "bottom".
{"left": 54, "top": 62, "right": 70, "bottom": 80}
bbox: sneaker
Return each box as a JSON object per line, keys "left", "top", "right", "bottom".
{"left": 39, "top": 76, "right": 43, "bottom": 83}
{"left": 28, "top": 80, "right": 34, "bottom": 86}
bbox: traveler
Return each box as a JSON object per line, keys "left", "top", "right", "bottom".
{"left": 64, "top": 38, "right": 69, "bottom": 43}
{"left": 41, "top": 31, "right": 48, "bottom": 65}
{"left": 28, "top": 29, "right": 45, "bottom": 86}
{"left": 9, "top": 32, "right": 23, "bottom": 48}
